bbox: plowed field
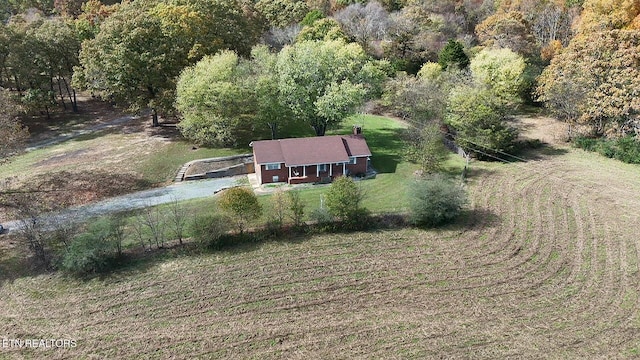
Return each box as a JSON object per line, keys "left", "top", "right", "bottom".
{"left": 1, "top": 147, "right": 639, "bottom": 358}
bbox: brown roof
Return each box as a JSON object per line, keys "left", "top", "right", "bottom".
{"left": 252, "top": 135, "right": 372, "bottom": 166}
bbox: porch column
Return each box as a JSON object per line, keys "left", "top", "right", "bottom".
{"left": 303, "top": 165, "right": 306, "bottom": 177}
{"left": 288, "top": 166, "right": 292, "bottom": 183}
{"left": 342, "top": 162, "right": 346, "bottom": 175}
{"left": 330, "top": 163, "right": 333, "bottom": 176}
{"left": 316, "top": 164, "right": 320, "bottom": 177}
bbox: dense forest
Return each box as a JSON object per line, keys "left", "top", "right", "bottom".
{"left": 1, "top": 0, "right": 640, "bottom": 161}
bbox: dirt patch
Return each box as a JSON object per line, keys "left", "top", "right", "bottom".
{"left": 513, "top": 115, "right": 570, "bottom": 145}
{"left": 34, "top": 149, "right": 89, "bottom": 168}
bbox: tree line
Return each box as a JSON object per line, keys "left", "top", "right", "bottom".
{"left": 1, "top": 0, "right": 640, "bottom": 163}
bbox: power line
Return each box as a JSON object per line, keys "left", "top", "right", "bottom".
{"left": 395, "top": 115, "right": 637, "bottom": 203}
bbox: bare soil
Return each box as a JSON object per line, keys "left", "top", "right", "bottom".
{"left": 1, "top": 98, "right": 181, "bottom": 217}
{"left": 513, "top": 114, "right": 570, "bottom": 145}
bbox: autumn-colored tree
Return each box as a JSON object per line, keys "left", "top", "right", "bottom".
{"left": 74, "top": 0, "right": 119, "bottom": 40}
{"left": 333, "top": 1, "right": 389, "bottom": 52}
{"left": 576, "top": 0, "right": 640, "bottom": 34}
{"left": 476, "top": 10, "right": 537, "bottom": 56}
{"left": 536, "top": 30, "right": 640, "bottom": 137}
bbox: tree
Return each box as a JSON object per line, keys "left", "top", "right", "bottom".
{"left": 249, "top": 45, "right": 294, "bottom": 139}
{"left": 470, "top": 47, "right": 527, "bottom": 109}
{"left": 255, "top": 0, "right": 308, "bottom": 27}
{"left": 28, "top": 18, "right": 81, "bottom": 112}
{"left": 74, "top": 3, "right": 182, "bottom": 127}
{"left": 577, "top": 0, "right": 640, "bottom": 34}
{"left": 408, "top": 174, "right": 466, "bottom": 227}
{"left": 134, "top": 206, "right": 167, "bottom": 249}
{"left": 176, "top": 51, "right": 253, "bottom": 146}
{"left": 536, "top": 30, "right": 640, "bottom": 137}
{"left": 297, "top": 17, "right": 348, "bottom": 41}
{"left": 74, "top": 0, "right": 261, "bottom": 126}
{"left": 61, "top": 217, "right": 121, "bottom": 274}
{"left": 176, "top": 46, "right": 292, "bottom": 145}
{"left": 405, "top": 124, "right": 449, "bottom": 174}
{"left": 325, "top": 176, "right": 366, "bottom": 227}
{"left": 269, "top": 188, "right": 289, "bottom": 226}
{"left": 445, "top": 84, "right": 518, "bottom": 158}
{"left": 167, "top": 198, "right": 188, "bottom": 245}
{"left": 189, "top": 213, "right": 228, "bottom": 249}
{"left": 74, "top": 0, "right": 119, "bottom": 40}
{"left": 475, "top": 10, "right": 537, "bottom": 57}
{"left": 334, "top": 1, "right": 390, "bottom": 51}
{"left": 438, "top": 39, "right": 469, "bottom": 69}
{"left": 276, "top": 39, "right": 379, "bottom": 136}
{"left": 0, "top": 90, "right": 28, "bottom": 162}
{"left": 383, "top": 64, "right": 464, "bottom": 124}
{"left": 218, "top": 187, "right": 262, "bottom": 233}
{"left": 0, "top": 18, "right": 81, "bottom": 116}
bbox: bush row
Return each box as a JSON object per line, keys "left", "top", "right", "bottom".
{"left": 574, "top": 136, "right": 640, "bottom": 164}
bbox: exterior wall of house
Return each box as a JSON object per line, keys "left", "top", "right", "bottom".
{"left": 258, "top": 157, "right": 368, "bottom": 185}
{"left": 345, "top": 156, "right": 368, "bottom": 175}
{"left": 254, "top": 157, "right": 261, "bottom": 184}
{"left": 260, "top": 163, "right": 288, "bottom": 184}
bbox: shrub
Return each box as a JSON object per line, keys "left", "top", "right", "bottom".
{"left": 408, "top": 174, "right": 467, "bottom": 227}
{"left": 218, "top": 187, "right": 262, "bottom": 233}
{"left": 287, "top": 190, "right": 305, "bottom": 228}
{"left": 190, "top": 214, "right": 228, "bottom": 250}
{"left": 325, "top": 176, "right": 366, "bottom": 222}
{"left": 61, "top": 227, "right": 115, "bottom": 275}
{"left": 309, "top": 207, "right": 335, "bottom": 231}
{"left": 574, "top": 136, "right": 640, "bottom": 164}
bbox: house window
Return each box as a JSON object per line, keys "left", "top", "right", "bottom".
{"left": 318, "top": 164, "right": 327, "bottom": 172}
{"left": 349, "top": 157, "right": 357, "bottom": 164}
{"left": 265, "top": 163, "right": 281, "bottom": 170}
{"left": 272, "top": 175, "right": 279, "bottom": 182}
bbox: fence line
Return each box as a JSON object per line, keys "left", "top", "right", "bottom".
{"left": 443, "top": 138, "right": 470, "bottom": 182}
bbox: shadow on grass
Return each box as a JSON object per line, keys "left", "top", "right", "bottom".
{"left": 365, "top": 127, "right": 408, "bottom": 174}
{"left": 519, "top": 144, "right": 569, "bottom": 160}
{"left": 0, "top": 249, "right": 52, "bottom": 287}
{"left": 512, "top": 140, "right": 569, "bottom": 161}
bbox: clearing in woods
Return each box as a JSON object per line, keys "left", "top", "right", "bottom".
{"left": 1, "top": 116, "right": 640, "bottom": 358}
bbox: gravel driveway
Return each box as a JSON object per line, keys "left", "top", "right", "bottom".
{"left": 2, "top": 176, "right": 245, "bottom": 233}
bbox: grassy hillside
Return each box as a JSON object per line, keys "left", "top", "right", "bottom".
{"left": 1, "top": 145, "right": 639, "bottom": 358}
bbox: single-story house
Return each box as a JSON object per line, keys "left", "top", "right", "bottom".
{"left": 251, "top": 131, "right": 371, "bottom": 185}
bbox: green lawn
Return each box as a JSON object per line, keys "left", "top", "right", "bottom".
{"left": 259, "top": 114, "right": 466, "bottom": 215}
{"left": 130, "top": 115, "right": 465, "bottom": 230}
